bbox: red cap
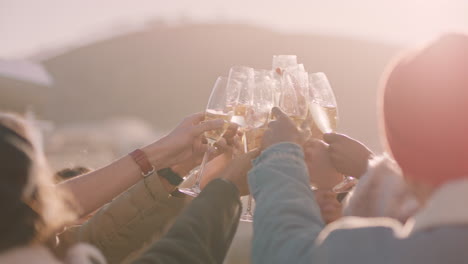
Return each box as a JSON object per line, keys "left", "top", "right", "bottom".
{"left": 381, "top": 34, "right": 468, "bottom": 187}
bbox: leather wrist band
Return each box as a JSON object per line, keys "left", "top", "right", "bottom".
{"left": 157, "top": 168, "right": 184, "bottom": 186}
{"left": 129, "top": 149, "right": 155, "bottom": 178}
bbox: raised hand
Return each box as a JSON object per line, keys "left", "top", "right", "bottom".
{"left": 199, "top": 134, "right": 243, "bottom": 189}
{"left": 219, "top": 149, "right": 260, "bottom": 196}
{"left": 303, "top": 139, "right": 344, "bottom": 190}
{"left": 200, "top": 148, "right": 260, "bottom": 196}
{"left": 171, "top": 122, "right": 239, "bottom": 177}
{"left": 143, "top": 112, "right": 224, "bottom": 169}
{"left": 262, "top": 107, "right": 303, "bottom": 149}
{"left": 323, "top": 133, "right": 374, "bottom": 178}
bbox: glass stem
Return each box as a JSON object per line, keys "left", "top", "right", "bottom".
{"left": 191, "top": 148, "right": 211, "bottom": 190}
{"left": 246, "top": 195, "right": 253, "bottom": 215}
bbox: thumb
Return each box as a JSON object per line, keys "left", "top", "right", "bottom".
{"left": 323, "top": 132, "right": 341, "bottom": 144}
{"left": 271, "top": 107, "right": 296, "bottom": 128}
{"left": 214, "top": 138, "right": 231, "bottom": 153}
{"left": 271, "top": 107, "right": 290, "bottom": 122}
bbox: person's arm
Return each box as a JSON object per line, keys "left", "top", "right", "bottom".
{"left": 303, "top": 139, "right": 344, "bottom": 224}
{"left": 58, "top": 113, "right": 224, "bottom": 216}
{"left": 249, "top": 143, "right": 408, "bottom": 264}
{"left": 323, "top": 133, "right": 374, "bottom": 178}
{"left": 57, "top": 172, "right": 189, "bottom": 263}
{"left": 132, "top": 179, "right": 242, "bottom": 264}
{"left": 131, "top": 149, "right": 257, "bottom": 264}
{"left": 249, "top": 142, "right": 324, "bottom": 264}
{"left": 58, "top": 153, "right": 155, "bottom": 217}
{"left": 247, "top": 107, "right": 325, "bottom": 264}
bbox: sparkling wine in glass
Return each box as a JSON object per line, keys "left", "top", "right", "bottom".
{"left": 227, "top": 66, "right": 255, "bottom": 128}
{"left": 307, "top": 72, "right": 339, "bottom": 139}
{"left": 307, "top": 72, "right": 357, "bottom": 193}
{"left": 278, "top": 66, "right": 309, "bottom": 128}
{"left": 240, "top": 69, "right": 274, "bottom": 222}
{"left": 178, "top": 76, "right": 232, "bottom": 197}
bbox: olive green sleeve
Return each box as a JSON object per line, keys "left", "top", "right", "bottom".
{"left": 58, "top": 173, "right": 189, "bottom": 263}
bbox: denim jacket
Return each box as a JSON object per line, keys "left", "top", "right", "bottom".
{"left": 248, "top": 143, "right": 468, "bottom": 264}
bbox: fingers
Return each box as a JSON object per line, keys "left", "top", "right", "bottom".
{"left": 323, "top": 132, "right": 342, "bottom": 144}
{"left": 214, "top": 138, "right": 231, "bottom": 154}
{"left": 186, "top": 112, "right": 205, "bottom": 124}
{"left": 328, "top": 143, "right": 338, "bottom": 155}
{"left": 271, "top": 107, "right": 289, "bottom": 122}
{"left": 223, "top": 123, "right": 238, "bottom": 139}
{"left": 191, "top": 133, "right": 212, "bottom": 157}
{"left": 304, "top": 138, "right": 321, "bottom": 148}
{"left": 268, "top": 120, "right": 279, "bottom": 129}
{"left": 304, "top": 142, "right": 330, "bottom": 164}
{"left": 192, "top": 119, "right": 224, "bottom": 135}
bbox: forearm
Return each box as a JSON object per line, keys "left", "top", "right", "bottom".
{"left": 75, "top": 173, "right": 188, "bottom": 263}
{"left": 249, "top": 143, "right": 325, "bottom": 264}
{"left": 132, "top": 179, "right": 241, "bottom": 264}
{"left": 58, "top": 144, "right": 170, "bottom": 216}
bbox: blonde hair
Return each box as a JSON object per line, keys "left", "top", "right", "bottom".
{"left": 0, "top": 112, "right": 77, "bottom": 250}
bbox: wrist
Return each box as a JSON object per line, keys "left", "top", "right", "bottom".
{"left": 142, "top": 142, "right": 171, "bottom": 170}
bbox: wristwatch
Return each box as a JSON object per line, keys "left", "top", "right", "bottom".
{"left": 129, "top": 149, "right": 155, "bottom": 178}
{"left": 157, "top": 168, "right": 184, "bottom": 186}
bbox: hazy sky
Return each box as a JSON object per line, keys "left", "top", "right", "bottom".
{"left": 2, "top": 0, "right": 468, "bottom": 59}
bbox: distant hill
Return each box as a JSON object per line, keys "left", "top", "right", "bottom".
{"left": 41, "top": 23, "right": 400, "bottom": 152}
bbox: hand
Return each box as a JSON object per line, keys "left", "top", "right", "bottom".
{"left": 314, "top": 190, "right": 342, "bottom": 224}
{"left": 171, "top": 123, "right": 239, "bottom": 176}
{"left": 199, "top": 135, "right": 243, "bottom": 189}
{"left": 303, "top": 139, "right": 344, "bottom": 190}
{"left": 143, "top": 112, "right": 224, "bottom": 169}
{"left": 323, "top": 133, "right": 374, "bottom": 178}
{"left": 210, "top": 123, "right": 240, "bottom": 158}
{"left": 262, "top": 107, "right": 303, "bottom": 149}
{"left": 205, "top": 149, "right": 260, "bottom": 196}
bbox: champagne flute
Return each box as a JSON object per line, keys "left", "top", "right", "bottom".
{"left": 240, "top": 70, "right": 274, "bottom": 222}
{"left": 307, "top": 72, "right": 357, "bottom": 193}
{"left": 178, "top": 77, "right": 232, "bottom": 197}
{"left": 279, "top": 66, "right": 309, "bottom": 127}
{"left": 226, "top": 66, "right": 255, "bottom": 222}
{"left": 272, "top": 55, "right": 298, "bottom": 73}
{"left": 227, "top": 66, "right": 255, "bottom": 127}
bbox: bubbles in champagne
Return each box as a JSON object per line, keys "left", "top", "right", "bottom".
{"left": 234, "top": 104, "right": 249, "bottom": 116}
{"left": 231, "top": 104, "right": 250, "bottom": 127}
{"left": 308, "top": 102, "right": 338, "bottom": 135}
{"left": 243, "top": 127, "right": 266, "bottom": 152}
